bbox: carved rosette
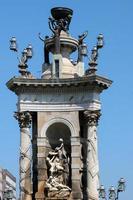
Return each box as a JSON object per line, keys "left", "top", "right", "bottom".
{"left": 14, "top": 111, "right": 32, "bottom": 200}
{"left": 83, "top": 110, "right": 101, "bottom": 200}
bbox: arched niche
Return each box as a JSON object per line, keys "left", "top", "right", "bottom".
{"left": 46, "top": 122, "right": 72, "bottom": 187}
{"left": 46, "top": 122, "right": 71, "bottom": 155}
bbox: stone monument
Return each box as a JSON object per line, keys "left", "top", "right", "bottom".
{"left": 7, "top": 7, "right": 112, "bottom": 200}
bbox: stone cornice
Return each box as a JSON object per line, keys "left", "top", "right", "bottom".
{"left": 6, "top": 75, "right": 112, "bottom": 95}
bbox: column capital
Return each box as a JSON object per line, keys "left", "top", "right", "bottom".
{"left": 84, "top": 110, "right": 101, "bottom": 126}
{"left": 14, "top": 111, "right": 32, "bottom": 128}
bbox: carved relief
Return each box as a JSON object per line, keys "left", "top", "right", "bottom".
{"left": 20, "top": 90, "right": 99, "bottom": 105}
{"left": 45, "top": 138, "right": 71, "bottom": 198}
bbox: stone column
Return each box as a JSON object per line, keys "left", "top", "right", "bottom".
{"left": 84, "top": 110, "right": 101, "bottom": 200}
{"left": 14, "top": 111, "right": 32, "bottom": 200}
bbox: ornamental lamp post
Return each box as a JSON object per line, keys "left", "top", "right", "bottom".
{"left": 117, "top": 178, "right": 126, "bottom": 192}
{"left": 26, "top": 44, "right": 33, "bottom": 59}
{"left": 80, "top": 43, "right": 88, "bottom": 56}
{"left": 98, "top": 178, "right": 126, "bottom": 200}
{"left": 97, "top": 33, "right": 104, "bottom": 49}
{"left": 109, "top": 186, "right": 116, "bottom": 199}
{"left": 98, "top": 185, "right": 106, "bottom": 199}
{"left": 9, "top": 37, "right": 33, "bottom": 77}
{"left": 10, "top": 36, "right": 17, "bottom": 52}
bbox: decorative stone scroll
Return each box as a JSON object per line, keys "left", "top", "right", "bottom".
{"left": 84, "top": 110, "right": 101, "bottom": 200}
{"left": 45, "top": 138, "right": 71, "bottom": 199}
{"left": 14, "top": 111, "right": 32, "bottom": 200}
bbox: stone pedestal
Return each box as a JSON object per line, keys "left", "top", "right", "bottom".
{"left": 35, "top": 193, "right": 45, "bottom": 200}
{"left": 45, "top": 189, "right": 71, "bottom": 199}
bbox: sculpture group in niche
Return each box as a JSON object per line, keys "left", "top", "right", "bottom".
{"left": 45, "top": 138, "right": 71, "bottom": 198}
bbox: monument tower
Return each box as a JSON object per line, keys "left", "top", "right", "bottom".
{"left": 7, "top": 7, "right": 112, "bottom": 200}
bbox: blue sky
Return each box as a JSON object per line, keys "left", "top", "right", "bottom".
{"left": 0, "top": 0, "right": 132, "bottom": 199}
